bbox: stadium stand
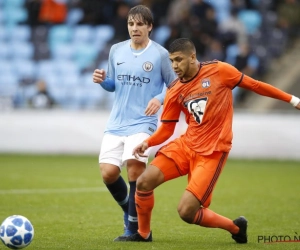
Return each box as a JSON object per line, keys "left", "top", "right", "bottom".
{"left": 0, "top": 0, "right": 299, "bottom": 111}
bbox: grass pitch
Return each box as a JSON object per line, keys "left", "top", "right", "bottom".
{"left": 0, "top": 154, "right": 299, "bottom": 250}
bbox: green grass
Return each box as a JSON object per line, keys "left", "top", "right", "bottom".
{"left": 0, "top": 154, "right": 300, "bottom": 250}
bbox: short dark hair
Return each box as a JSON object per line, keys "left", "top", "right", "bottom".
{"left": 127, "top": 5, "right": 154, "bottom": 26}
{"left": 169, "top": 38, "right": 196, "bottom": 54}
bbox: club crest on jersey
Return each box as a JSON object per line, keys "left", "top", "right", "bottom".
{"left": 201, "top": 78, "right": 210, "bottom": 88}
{"left": 142, "top": 62, "right": 153, "bottom": 72}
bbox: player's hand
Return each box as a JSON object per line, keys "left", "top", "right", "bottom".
{"left": 132, "top": 141, "right": 149, "bottom": 159}
{"left": 93, "top": 69, "right": 106, "bottom": 84}
{"left": 295, "top": 101, "right": 300, "bottom": 110}
{"left": 145, "top": 98, "right": 161, "bottom": 116}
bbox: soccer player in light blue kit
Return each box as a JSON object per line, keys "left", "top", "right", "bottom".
{"left": 92, "top": 5, "right": 176, "bottom": 241}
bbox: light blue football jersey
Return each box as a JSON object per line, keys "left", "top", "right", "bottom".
{"left": 100, "top": 39, "right": 176, "bottom": 136}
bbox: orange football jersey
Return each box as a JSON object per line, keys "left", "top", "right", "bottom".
{"left": 160, "top": 60, "right": 292, "bottom": 154}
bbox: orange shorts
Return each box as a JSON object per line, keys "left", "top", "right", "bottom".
{"left": 151, "top": 138, "right": 228, "bottom": 208}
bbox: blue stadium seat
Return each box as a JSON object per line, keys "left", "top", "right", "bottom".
{"left": 51, "top": 43, "right": 75, "bottom": 60}
{"left": 9, "top": 25, "right": 31, "bottom": 41}
{"left": 153, "top": 25, "right": 171, "bottom": 46}
{"left": 3, "top": 0, "right": 25, "bottom": 8}
{"left": 204, "top": 0, "right": 230, "bottom": 22}
{"left": 74, "top": 43, "right": 98, "bottom": 70}
{"left": 12, "top": 59, "right": 37, "bottom": 79}
{"left": 48, "top": 25, "right": 73, "bottom": 50}
{"left": 0, "top": 42, "right": 10, "bottom": 58}
{"left": 54, "top": 59, "right": 80, "bottom": 76}
{"left": 72, "top": 25, "right": 93, "bottom": 43}
{"left": 94, "top": 25, "right": 114, "bottom": 44}
{"left": 3, "top": 7, "right": 28, "bottom": 26}
{"left": 238, "top": 10, "right": 262, "bottom": 35}
{"left": 36, "top": 60, "right": 57, "bottom": 78}
{"left": 0, "top": 59, "right": 14, "bottom": 74}
{"left": 10, "top": 41, "right": 34, "bottom": 59}
{"left": 0, "top": 72, "right": 19, "bottom": 96}
{"left": 66, "top": 8, "right": 83, "bottom": 26}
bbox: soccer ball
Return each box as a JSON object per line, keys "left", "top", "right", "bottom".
{"left": 0, "top": 215, "right": 34, "bottom": 249}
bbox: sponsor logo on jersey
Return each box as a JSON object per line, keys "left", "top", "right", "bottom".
{"left": 148, "top": 127, "right": 154, "bottom": 132}
{"left": 117, "top": 62, "right": 125, "bottom": 65}
{"left": 142, "top": 62, "right": 153, "bottom": 72}
{"left": 201, "top": 78, "right": 210, "bottom": 88}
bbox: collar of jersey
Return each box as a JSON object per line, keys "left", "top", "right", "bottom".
{"left": 131, "top": 40, "right": 152, "bottom": 56}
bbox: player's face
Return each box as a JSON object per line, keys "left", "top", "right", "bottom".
{"left": 169, "top": 51, "right": 196, "bottom": 80}
{"left": 128, "top": 15, "right": 152, "bottom": 48}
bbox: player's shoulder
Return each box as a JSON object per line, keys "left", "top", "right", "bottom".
{"left": 200, "top": 59, "right": 219, "bottom": 68}
{"left": 167, "top": 78, "right": 180, "bottom": 90}
{"left": 110, "top": 40, "right": 130, "bottom": 51}
{"left": 150, "top": 40, "right": 169, "bottom": 55}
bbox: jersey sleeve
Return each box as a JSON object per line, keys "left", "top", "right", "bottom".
{"left": 218, "top": 61, "right": 244, "bottom": 89}
{"left": 239, "top": 74, "right": 292, "bottom": 102}
{"left": 160, "top": 88, "right": 181, "bottom": 123}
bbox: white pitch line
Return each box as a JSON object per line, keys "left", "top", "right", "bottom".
{"left": 0, "top": 187, "right": 107, "bottom": 195}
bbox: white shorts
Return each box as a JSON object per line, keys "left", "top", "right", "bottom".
{"left": 99, "top": 133, "right": 151, "bottom": 168}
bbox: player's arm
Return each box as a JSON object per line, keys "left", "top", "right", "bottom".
{"left": 239, "top": 74, "right": 300, "bottom": 109}
{"left": 132, "top": 122, "right": 176, "bottom": 158}
{"left": 145, "top": 85, "right": 167, "bottom": 116}
{"left": 92, "top": 69, "right": 115, "bottom": 92}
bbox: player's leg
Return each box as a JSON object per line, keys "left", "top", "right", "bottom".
{"left": 114, "top": 133, "right": 150, "bottom": 241}
{"left": 124, "top": 146, "right": 187, "bottom": 242}
{"left": 182, "top": 151, "right": 247, "bottom": 243}
{"left": 99, "top": 134, "right": 129, "bottom": 233}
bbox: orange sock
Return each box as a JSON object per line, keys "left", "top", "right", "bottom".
{"left": 193, "top": 208, "right": 239, "bottom": 234}
{"left": 135, "top": 190, "right": 154, "bottom": 239}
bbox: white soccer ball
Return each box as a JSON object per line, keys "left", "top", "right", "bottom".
{"left": 0, "top": 215, "right": 34, "bottom": 249}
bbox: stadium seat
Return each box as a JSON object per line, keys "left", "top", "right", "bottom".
{"left": 0, "top": 59, "right": 14, "bottom": 74}
{"left": 48, "top": 25, "right": 73, "bottom": 50}
{"left": 36, "top": 60, "right": 57, "bottom": 78}
{"left": 66, "top": 8, "right": 83, "bottom": 26}
{"left": 10, "top": 41, "right": 34, "bottom": 59}
{"left": 72, "top": 25, "right": 93, "bottom": 43}
{"left": 9, "top": 25, "right": 31, "bottom": 41}
{"left": 94, "top": 25, "right": 115, "bottom": 44}
{"left": 74, "top": 43, "right": 98, "bottom": 70}
{"left": 3, "top": 0, "right": 25, "bottom": 8}
{"left": 0, "top": 42, "right": 10, "bottom": 58}
{"left": 204, "top": 0, "right": 230, "bottom": 22}
{"left": 0, "top": 72, "right": 19, "bottom": 96}
{"left": 12, "top": 59, "right": 37, "bottom": 79}
{"left": 54, "top": 59, "right": 80, "bottom": 78}
{"left": 3, "top": 7, "right": 28, "bottom": 26}
{"left": 51, "top": 43, "right": 75, "bottom": 60}
{"left": 238, "top": 10, "right": 262, "bottom": 35}
{"left": 153, "top": 25, "right": 171, "bottom": 46}
{"left": 0, "top": 25, "right": 9, "bottom": 41}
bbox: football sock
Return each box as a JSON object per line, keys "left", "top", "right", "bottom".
{"left": 135, "top": 190, "right": 154, "bottom": 239}
{"left": 105, "top": 176, "right": 128, "bottom": 213}
{"left": 127, "top": 181, "right": 138, "bottom": 233}
{"left": 193, "top": 207, "right": 239, "bottom": 234}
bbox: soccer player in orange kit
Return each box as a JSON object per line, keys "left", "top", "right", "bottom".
{"left": 123, "top": 38, "right": 300, "bottom": 243}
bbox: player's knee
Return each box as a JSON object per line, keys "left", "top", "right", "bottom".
{"left": 136, "top": 173, "right": 153, "bottom": 191}
{"left": 100, "top": 163, "right": 120, "bottom": 184}
{"left": 177, "top": 204, "right": 196, "bottom": 224}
